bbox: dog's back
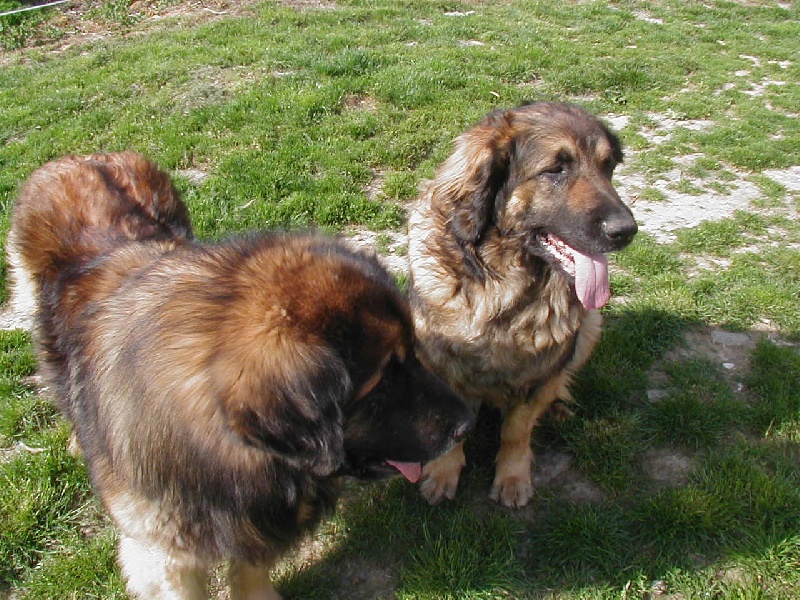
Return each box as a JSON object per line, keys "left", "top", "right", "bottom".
{"left": 6, "top": 152, "right": 192, "bottom": 328}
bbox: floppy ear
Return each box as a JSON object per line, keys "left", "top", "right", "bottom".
{"left": 220, "top": 342, "right": 350, "bottom": 477}
{"left": 429, "top": 111, "right": 513, "bottom": 278}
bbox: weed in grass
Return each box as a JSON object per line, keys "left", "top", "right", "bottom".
{"left": 381, "top": 170, "right": 419, "bottom": 203}
{"left": 0, "top": 393, "right": 60, "bottom": 446}
{"left": 637, "top": 186, "right": 667, "bottom": 202}
{"left": 691, "top": 445, "right": 800, "bottom": 544}
{"left": 645, "top": 393, "right": 731, "bottom": 450}
{"left": 749, "top": 174, "right": 789, "bottom": 209}
{"left": 685, "top": 156, "right": 723, "bottom": 180}
{"left": 613, "top": 234, "right": 685, "bottom": 280}
{"left": 608, "top": 272, "right": 637, "bottom": 299}
{"left": 0, "top": 331, "right": 52, "bottom": 444}
{"left": 669, "top": 178, "right": 706, "bottom": 196}
{"left": 706, "top": 180, "right": 735, "bottom": 195}
{"left": 745, "top": 534, "right": 800, "bottom": 598}
{"left": 375, "top": 233, "right": 393, "bottom": 256}
{"left": 0, "top": 329, "right": 34, "bottom": 380}
{"left": 0, "top": 1, "right": 52, "bottom": 50}
{"left": 689, "top": 249, "right": 800, "bottom": 332}
{"left": 87, "top": 0, "right": 143, "bottom": 28}
{"left": 633, "top": 485, "right": 735, "bottom": 562}
{"left": 631, "top": 151, "right": 676, "bottom": 180}
{"left": 572, "top": 307, "right": 688, "bottom": 419}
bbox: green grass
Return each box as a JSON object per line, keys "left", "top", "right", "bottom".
{"left": 0, "top": 1, "right": 799, "bottom": 598}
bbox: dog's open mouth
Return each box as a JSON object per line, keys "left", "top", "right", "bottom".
{"left": 536, "top": 233, "right": 610, "bottom": 310}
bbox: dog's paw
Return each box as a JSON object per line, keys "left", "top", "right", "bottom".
{"left": 418, "top": 444, "right": 465, "bottom": 505}
{"left": 489, "top": 475, "right": 533, "bottom": 508}
{"left": 419, "top": 471, "right": 460, "bottom": 505}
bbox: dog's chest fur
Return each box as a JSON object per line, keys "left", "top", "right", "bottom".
{"left": 408, "top": 200, "right": 589, "bottom": 407}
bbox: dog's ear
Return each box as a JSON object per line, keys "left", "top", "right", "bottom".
{"left": 429, "top": 111, "right": 513, "bottom": 277}
{"left": 219, "top": 341, "right": 349, "bottom": 476}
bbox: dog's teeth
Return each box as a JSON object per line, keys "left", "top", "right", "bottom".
{"left": 542, "top": 234, "right": 576, "bottom": 277}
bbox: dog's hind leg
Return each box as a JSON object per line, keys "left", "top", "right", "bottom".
{"left": 4, "top": 229, "right": 37, "bottom": 330}
{"left": 229, "top": 558, "right": 281, "bottom": 600}
{"left": 118, "top": 535, "right": 209, "bottom": 600}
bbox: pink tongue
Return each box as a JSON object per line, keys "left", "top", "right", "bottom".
{"left": 574, "top": 252, "right": 610, "bottom": 310}
{"left": 386, "top": 461, "right": 422, "bottom": 483}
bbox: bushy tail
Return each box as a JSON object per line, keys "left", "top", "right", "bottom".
{"left": 5, "top": 151, "right": 193, "bottom": 328}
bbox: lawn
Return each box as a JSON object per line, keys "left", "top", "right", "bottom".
{"left": 0, "top": 1, "right": 798, "bottom": 598}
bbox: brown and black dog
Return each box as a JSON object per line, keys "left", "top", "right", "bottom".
{"left": 407, "top": 102, "right": 637, "bottom": 508}
{"left": 7, "top": 152, "right": 473, "bottom": 599}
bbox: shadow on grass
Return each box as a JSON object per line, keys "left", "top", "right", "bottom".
{"left": 275, "top": 306, "right": 800, "bottom": 598}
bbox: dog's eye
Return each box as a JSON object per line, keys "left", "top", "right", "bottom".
{"left": 542, "top": 152, "right": 573, "bottom": 179}
{"left": 541, "top": 162, "right": 569, "bottom": 179}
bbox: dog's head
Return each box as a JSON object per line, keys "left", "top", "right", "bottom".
{"left": 428, "top": 102, "right": 637, "bottom": 309}
{"left": 218, "top": 236, "right": 473, "bottom": 482}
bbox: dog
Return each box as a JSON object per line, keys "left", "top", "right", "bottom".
{"left": 407, "top": 102, "right": 637, "bottom": 508}
{"left": 7, "top": 152, "right": 473, "bottom": 599}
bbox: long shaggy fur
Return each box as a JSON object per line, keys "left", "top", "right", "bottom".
{"left": 408, "top": 102, "right": 637, "bottom": 508}
{"left": 7, "top": 152, "right": 472, "bottom": 599}
{"left": 6, "top": 151, "right": 192, "bottom": 331}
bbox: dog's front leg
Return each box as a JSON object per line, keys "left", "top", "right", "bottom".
{"left": 419, "top": 440, "right": 467, "bottom": 504}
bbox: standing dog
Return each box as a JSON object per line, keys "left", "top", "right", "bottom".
{"left": 7, "top": 152, "right": 473, "bottom": 599}
{"left": 407, "top": 102, "right": 637, "bottom": 508}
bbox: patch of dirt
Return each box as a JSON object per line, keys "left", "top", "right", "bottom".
{"left": 532, "top": 450, "right": 608, "bottom": 504}
{"left": 681, "top": 327, "right": 756, "bottom": 376}
{"left": 362, "top": 168, "right": 386, "bottom": 202}
{"left": 174, "top": 167, "right": 211, "bottom": 185}
{"left": 343, "top": 94, "right": 378, "bottom": 112}
{"left": 609, "top": 112, "right": 798, "bottom": 244}
{"left": 642, "top": 448, "right": 695, "bottom": 489}
{"left": 171, "top": 65, "right": 273, "bottom": 113}
{"left": 334, "top": 559, "right": 397, "bottom": 600}
{"left": 344, "top": 229, "right": 408, "bottom": 276}
{"left": 645, "top": 326, "right": 759, "bottom": 403}
{"left": 275, "top": 0, "right": 337, "bottom": 9}
{"left": 617, "top": 171, "right": 765, "bottom": 244}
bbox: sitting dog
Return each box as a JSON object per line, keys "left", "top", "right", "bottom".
{"left": 407, "top": 103, "right": 637, "bottom": 508}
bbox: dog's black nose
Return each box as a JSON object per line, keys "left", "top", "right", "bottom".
{"left": 602, "top": 216, "right": 638, "bottom": 246}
